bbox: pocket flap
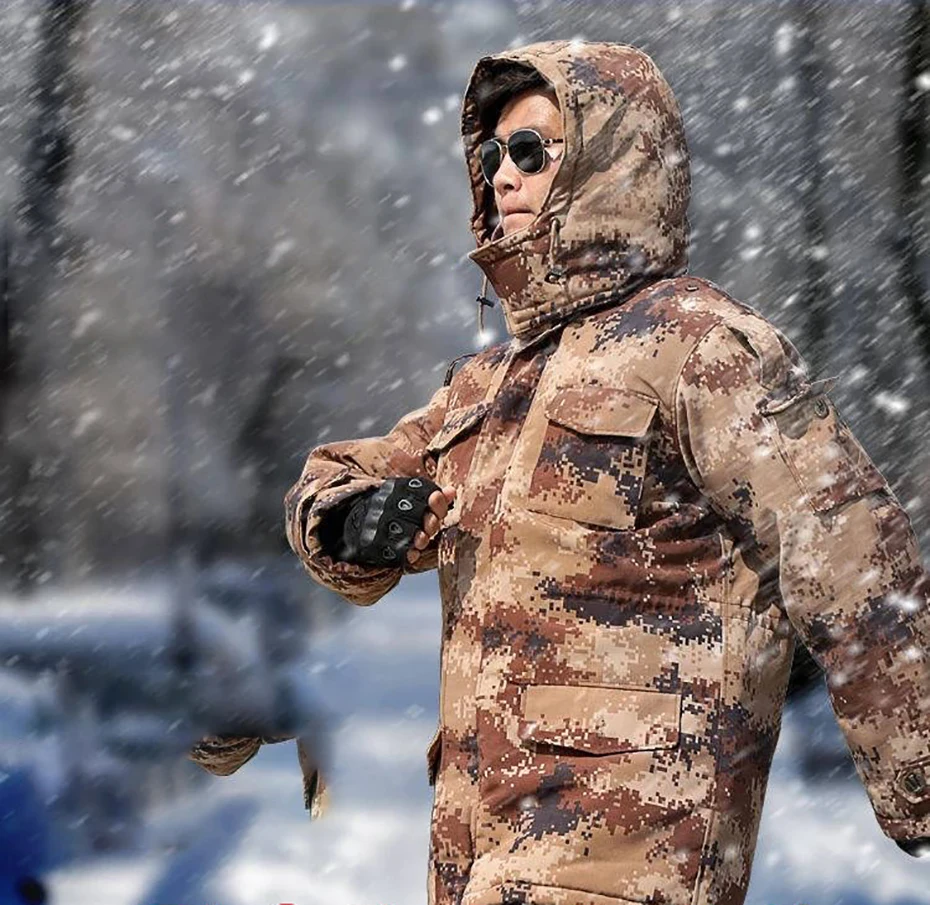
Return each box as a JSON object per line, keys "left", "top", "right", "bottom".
{"left": 426, "top": 402, "right": 490, "bottom": 455}
{"left": 544, "top": 386, "right": 659, "bottom": 437}
{"left": 757, "top": 374, "right": 839, "bottom": 416}
{"left": 518, "top": 683, "right": 681, "bottom": 755}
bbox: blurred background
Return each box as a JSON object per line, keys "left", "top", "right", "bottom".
{"left": 0, "top": 0, "right": 928, "bottom": 902}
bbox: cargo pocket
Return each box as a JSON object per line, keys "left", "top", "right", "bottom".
{"left": 462, "top": 882, "right": 655, "bottom": 905}
{"left": 517, "top": 682, "right": 682, "bottom": 754}
{"left": 470, "top": 684, "right": 704, "bottom": 905}
{"left": 758, "top": 376, "right": 889, "bottom": 514}
{"left": 426, "top": 725, "right": 443, "bottom": 787}
{"left": 523, "top": 386, "right": 659, "bottom": 531}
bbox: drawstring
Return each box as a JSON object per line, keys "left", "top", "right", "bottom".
{"left": 548, "top": 217, "right": 559, "bottom": 258}
{"left": 544, "top": 217, "right": 566, "bottom": 284}
{"left": 445, "top": 275, "right": 490, "bottom": 385}
{"left": 472, "top": 215, "right": 564, "bottom": 337}
{"left": 476, "top": 273, "right": 493, "bottom": 333}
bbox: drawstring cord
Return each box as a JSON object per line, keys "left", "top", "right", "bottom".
{"left": 473, "top": 216, "right": 564, "bottom": 335}
{"left": 476, "top": 273, "right": 493, "bottom": 333}
{"left": 445, "top": 274, "right": 490, "bottom": 385}
{"left": 544, "top": 217, "right": 566, "bottom": 284}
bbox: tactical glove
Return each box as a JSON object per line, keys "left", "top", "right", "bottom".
{"left": 321, "top": 476, "right": 450, "bottom": 567}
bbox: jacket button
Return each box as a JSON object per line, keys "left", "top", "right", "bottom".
{"left": 902, "top": 769, "right": 927, "bottom": 795}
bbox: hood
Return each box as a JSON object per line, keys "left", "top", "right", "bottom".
{"left": 461, "top": 40, "right": 692, "bottom": 342}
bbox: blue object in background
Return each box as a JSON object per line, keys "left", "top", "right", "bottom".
{"left": 0, "top": 765, "right": 50, "bottom": 904}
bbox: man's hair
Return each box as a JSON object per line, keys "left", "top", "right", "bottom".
{"left": 474, "top": 65, "right": 556, "bottom": 136}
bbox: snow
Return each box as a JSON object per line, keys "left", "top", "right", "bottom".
{"left": 42, "top": 573, "right": 930, "bottom": 905}
{"left": 4, "top": 1, "right": 930, "bottom": 901}
{"left": 258, "top": 24, "right": 279, "bottom": 52}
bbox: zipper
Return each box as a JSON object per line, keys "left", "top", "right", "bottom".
{"left": 437, "top": 343, "right": 521, "bottom": 737}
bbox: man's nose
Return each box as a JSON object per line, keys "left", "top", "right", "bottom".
{"left": 493, "top": 152, "right": 522, "bottom": 196}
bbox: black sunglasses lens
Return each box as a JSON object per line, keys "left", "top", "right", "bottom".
{"left": 479, "top": 140, "right": 501, "bottom": 184}
{"left": 509, "top": 130, "right": 546, "bottom": 174}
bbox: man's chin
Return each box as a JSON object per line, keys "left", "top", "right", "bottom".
{"left": 502, "top": 212, "right": 535, "bottom": 235}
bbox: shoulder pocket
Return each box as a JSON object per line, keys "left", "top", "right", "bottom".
{"left": 524, "top": 385, "right": 659, "bottom": 531}
{"left": 715, "top": 317, "right": 889, "bottom": 516}
{"left": 517, "top": 683, "right": 681, "bottom": 755}
{"left": 759, "top": 378, "right": 888, "bottom": 514}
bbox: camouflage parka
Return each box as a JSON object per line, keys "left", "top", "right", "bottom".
{"left": 218, "top": 40, "right": 930, "bottom": 905}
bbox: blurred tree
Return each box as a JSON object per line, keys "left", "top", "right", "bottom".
{"left": 898, "top": 0, "right": 930, "bottom": 370}
{"left": 0, "top": 0, "right": 90, "bottom": 594}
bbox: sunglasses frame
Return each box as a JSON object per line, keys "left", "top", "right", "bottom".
{"left": 477, "top": 128, "right": 565, "bottom": 187}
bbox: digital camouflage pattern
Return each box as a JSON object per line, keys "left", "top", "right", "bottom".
{"left": 188, "top": 732, "right": 329, "bottom": 820}
{"left": 210, "top": 40, "right": 930, "bottom": 904}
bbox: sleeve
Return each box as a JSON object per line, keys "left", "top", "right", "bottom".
{"left": 674, "top": 314, "right": 930, "bottom": 847}
{"left": 284, "top": 382, "right": 451, "bottom": 606}
{"left": 187, "top": 734, "right": 329, "bottom": 820}
{"left": 187, "top": 734, "right": 262, "bottom": 776}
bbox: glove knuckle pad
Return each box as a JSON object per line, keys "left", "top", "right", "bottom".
{"left": 340, "top": 476, "right": 442, "bottom": 566}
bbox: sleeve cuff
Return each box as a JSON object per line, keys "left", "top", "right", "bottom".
{"left": 895, "top": 837, "right": 930, "bottom": 858}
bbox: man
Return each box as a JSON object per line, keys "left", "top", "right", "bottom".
{"left": 208, "top": 41, "right": 930, "bottom": 905}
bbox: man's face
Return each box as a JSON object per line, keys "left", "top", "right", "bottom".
{"left": 492, "top": 87, "right": 563, "bottom": 236}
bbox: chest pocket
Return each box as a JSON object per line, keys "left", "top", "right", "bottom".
{"left": 523, "top": 385, "right": 659, "bottom": 531}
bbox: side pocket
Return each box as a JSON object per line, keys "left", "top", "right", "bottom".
{"left": 517, "top": 683, "right": 682, "bottom": 755}
{"left": 426, "top": 725, "right": 443, "bottom": 787}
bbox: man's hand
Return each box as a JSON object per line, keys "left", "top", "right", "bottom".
{"left": 336, "top": 476, "right": 456, "bottom": 567}
{"left": 406, "top": 485, "right": 456, "bottom": 564}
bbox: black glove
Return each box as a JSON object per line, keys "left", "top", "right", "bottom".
{"left": 320, "top": 476, "right": 449, "bottom": 567}
{"left": 895, "top": 836, "right": 930, "bottom": 858}
{"left": 317, "top": 488, "right": 377, "bottom": 560}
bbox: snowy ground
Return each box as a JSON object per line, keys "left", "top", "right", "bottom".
{"left": 47, "top": 571, "right": 930, "bottom": 905}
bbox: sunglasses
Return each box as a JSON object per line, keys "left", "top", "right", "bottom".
{"left": 478, "top": 128, "right": 564, "bottom": 187}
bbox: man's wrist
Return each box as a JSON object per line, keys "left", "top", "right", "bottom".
{"left": 317, "top": 489, "right": 377, "bottom": 561}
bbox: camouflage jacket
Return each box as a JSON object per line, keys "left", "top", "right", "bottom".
{"left": 224, "top": 40, "right": 930, "bottom": 905}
